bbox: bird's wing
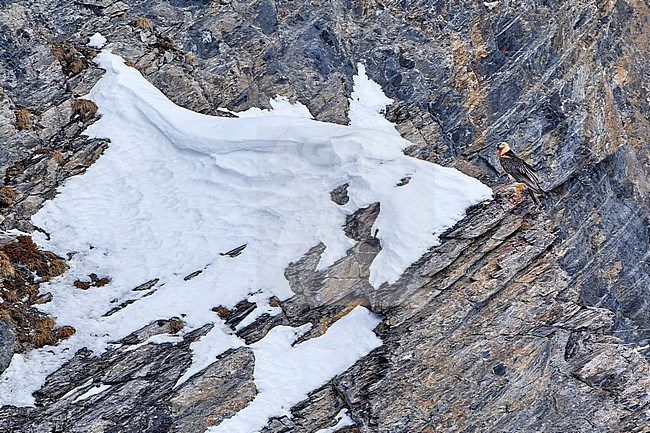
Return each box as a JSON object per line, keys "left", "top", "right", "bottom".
{"left": 500, "top": 152, "right": 542, "bottom": 192}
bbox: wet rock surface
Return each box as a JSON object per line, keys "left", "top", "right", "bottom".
{"left": 1, "top": 0, "right": 649, "bottom": 432}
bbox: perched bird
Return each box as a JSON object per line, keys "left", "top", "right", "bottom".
{"left": 496, "top": 141, "right": 544, "bottom": 205}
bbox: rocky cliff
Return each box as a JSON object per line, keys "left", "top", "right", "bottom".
{"left": 1, "top": 0, "right": 649, "bottom": 432}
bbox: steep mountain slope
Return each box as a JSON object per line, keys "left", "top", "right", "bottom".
{"left": 0, "top": 0, "right": 649, "bottom": 432}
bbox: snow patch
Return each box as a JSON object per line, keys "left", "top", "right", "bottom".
{"left": 236, "top": 96, "right": 313, "bottom": 119}
{"left": 348, "top": 63, "right": 398, "bottom": 135}
{"left": 314, "top": 409, "right": 356, "bottom": 433}
{"left": 209, "top": 306, "right": 381, "bottom": 433}
{"left": 123, "top": 333, "right": 183, "bottom": 352}
{"left": 88, "top": 32, "right": 107, "bottom": 49}
{"left": 484, "top": 1, "right": 500, "bottom": 10}
{"left": 73, "top": 383, "right": 111, "bottom": 402}
{"left": 175, "top": 323, "right": 241, "bottom": 387}
{"left": 59, "top": 378, "right": 93, "bottom": 400}
{"left": 234, "top": 294, "right": 282, "bottom": 331}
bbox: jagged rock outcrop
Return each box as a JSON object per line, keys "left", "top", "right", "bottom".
{"left": 1, "top": 0, "right": 649, "bottom": 432}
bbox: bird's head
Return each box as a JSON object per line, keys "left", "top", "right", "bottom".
{"left": 497, "top": 141, "right": 510, "bottom": 155}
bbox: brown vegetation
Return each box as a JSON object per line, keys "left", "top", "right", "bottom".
{"left": 51, "top": 150, "right": 65, "bottom": 164}
{"left": 168, "top": 318, "right": 184, "bottom": 334}
{"left": 36, "top": 316, "right": 56, "bottom": 330}
{"left": 0, "top": 251, "right": 16, "bottom": 278}
{"left": 90, "top": 273, "right": 111, "bottom": 287}
{"left": 2, "top": 288, "right": 18, "bottom": 302}
{"left": 154, "top": 36, "right": 175, "bottom": 51}
{"left": 53, "top": 325, "right": 76, "bottom": 340}
{"left": 2, "top": 235, "right": 67, "bottom": 281}
{"left": 75, "top": 273, "right": 111, "bottom": 289}
{"left": 48, "top": 258, "right": 67, "bottom": 278}
{"left": 0, "top": 186, "right": 15, "bottom": 207}
{"left": 30, "top": 329, "right": 57, "bottom": 348}
{"left": 71, "top": 98, "right": 98, "bottom": 121}
{"left": 131, "top": 16, "right": 154, "bottom": 33}
{"left": 23, "top": 284, "right": 39, "bottom": 299}
{"left": 4, "top": 159, "right": 27, "bottom": 184}
{"left": 73, "top": 280, "right": 91, "bottom": 290}
{"left": 50, "top": 42, "right": 87, "bottom": 76}
{"left": 28, "top": 316, "right": 57, "bottom": 348}
{"left": 0, "top": 237, "right": 73, "bottom": 353}
{"left": 95, "top": 277, "right": 110, "bottom": 287}
{"left": 212, "top": 305, "right": 231, "bottom": 320}
{"left": 15, "top": 107, "right": 32, "bottom": 130}
{"left": 3, "top": 235, "right": 43, "bottom": 267}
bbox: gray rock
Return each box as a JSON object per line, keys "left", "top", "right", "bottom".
{"left": 170, "top": 347, "right": 256, "bottom": 433}
{"left": 0, "top": 321, "right": 14, "bottom": 375}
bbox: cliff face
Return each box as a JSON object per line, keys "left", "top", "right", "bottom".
{"left": 1, "top": 0, "right": 649, "bottom": 432}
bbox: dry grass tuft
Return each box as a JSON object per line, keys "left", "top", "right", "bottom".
{"left": 0, "top": 310, "right": 11, "bottom": 323}
{"left": 23, "top": 284, "right": 39, "bottom": 300}
{"left": 71, "top": 98, "right": 98, "bottom": 121}
{"left": 31, "top": 329, "right": 57, "bottom": 348}
{"left": 168, "top": 317, "right": 184, "bottom": 334}
{"left": 0, "top": 251, "right": 15, "bottom": 278}
{"left": 73, "top": 280, "right": 91, "bottom": 290}
{"left": 30, "top": 317, "right": 57, "bottom": 347}
{"left": 15, "top": 108, "right": 32, "bottom": 130}
{"left": 131, "top": 16, "right": 154, "bottom": 33}
{"left": 2, "top": 236, "right": 69, "bottom": 281}
{"left": 3, "top": 235, "right": 42, "bottom": 266}
{"left": 54, "top": 325, "right": 76, "bottom": 340}
{"left": 2, "top": 289, "right": 19, "bottom": 302}
{"left": 0, "top": 237, "right": 74, "bottom": 351}
{"left": 95, "top": 277, "right": 110, "bottom": 287}
{"left": 68, "top": 58, "right": 85, "bottom": 74}
{"left": 84, "top": 48, "right": 98, "bottom": 59}
{"left": 47, "top": 257, "right": 67, "bottom": 279}
{"left": 0, "top": 186, "right": 15, "bottom": 207}
{"left": 154, "top": 36, "right": 175, "bottom": 51}
{"left": 50, "top": 44, "right": 72, "bottom": 63}
{"left": 212, "top": 305, "right": 231, "bottom": 320}
{"left": 268, "top": 296, "right": 280, "bottom": 308}
{"left": 86, "top": 273, "right": 110, "bottom": 287}
{"left": 5, "top": 307, "right": 26, "bottom": 325}
{"left": 36, "top": 316, "right": 56, "bottom": 330}
{"left": 50, "top": 42, "right": 87, "bottom": 75}
{"left": 51, "top": 150, "right": 65, "bottom": 164}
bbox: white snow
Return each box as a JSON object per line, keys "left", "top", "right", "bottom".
{"left": 348, "top": 64, "right": 397, "bottom": 135}
{"left": 0, "top": 47, "right": 491, "bottom": 413}
{"left": 314, "top": 409, "right": 356, "bottom": 433}
{"left": 234, "top": 293, "right": 282, "bottom": 331}
{"left": 87, "top": 32, "right": 107, "bottom": 49}
{"left": 59, "top": 378, "right": 93, "bottom": 400}
{"left": 72, "top": 383, "right": 111, "bottom": 402}
{"left": 175, "top": 323, "right": 241, "bottom": 387}
{"left": 209, "top": 306, "right": 381, "bottom": 433}
{"left": 235, "top": 95, "right": 313, "bottom": 119}
{"left": 122, "top": 333, "right": 183, "bottom": 352}
{"left": 483, "top": 1, "right": 500, "bottom": 10}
